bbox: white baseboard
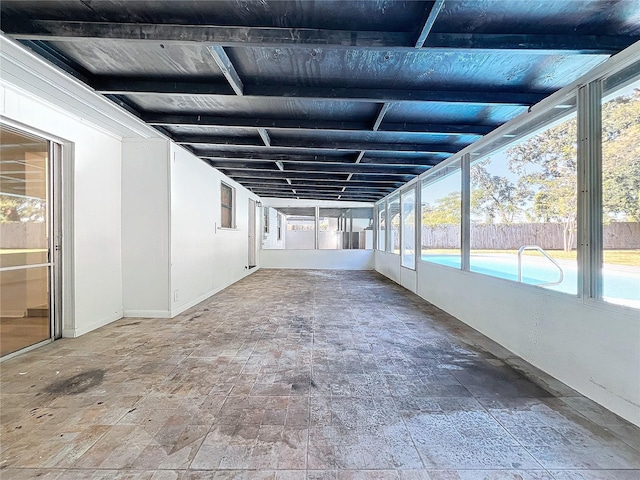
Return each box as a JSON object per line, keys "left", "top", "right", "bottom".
{"left": 123, "top": 309, "right": 172, "bottom": 318}
{"left": 169, "top": 269, "right": 257, "bottom": 318}
{"left": 62, "top": 310, "right": 123, "bottom": 338}
{"left": 170, "top": 287, "right": 224, "bottom": 318}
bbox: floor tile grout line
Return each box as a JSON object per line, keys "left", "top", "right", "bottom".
{"left": 480, "top": 399, "right": 550, "bottom": 472}
{"left": 3, "top": 270, "right": 640, "bottom": 474}
{"left": 305, "top": 276, "right": 318, "bottom": 474}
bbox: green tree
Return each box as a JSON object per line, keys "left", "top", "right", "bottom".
{"left": 470, "top": 158, "right": 531, "bottom": 224}
{"left": 602, "top": 89, "right": 640, "bottom": 222}
{"left": 507, "top": 117, "right": 578, "bottom": 251}
{"left": 422, "top": 192, "right": 461, "bottom": 226}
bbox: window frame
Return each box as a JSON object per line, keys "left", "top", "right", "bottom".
{"left": 220, "top": 182, "right": 235, "bottom": 229}
{"left": 420, "top": 160, "right": 463, "bottom": 269}
{"left": 386, "top": 194, "right": 400, "bottom": 255}
{"left": 401, "top": 186, "right": 417, "bottom": 269}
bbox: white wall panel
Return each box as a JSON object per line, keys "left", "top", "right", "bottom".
{"left": 121, "top": 139, "right": 171, "bottom": 317}
{"left": 169, "top": 145, "right": 259, "bottom": 317}
{"left": 374, "top": 251, "right": 402, "bottom": 284}
{"left": 400, "top": 267, "right": 417, "bottom": 293}
{"left": 1, "top": 85, "right": 124, "bottom": 337}
{"left": 260, "top": 249, "right": 373, "bottom": 270}
{"left": 415, "top": 261, "right": 640, "bottom": 426}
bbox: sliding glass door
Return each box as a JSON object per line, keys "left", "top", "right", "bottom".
{"left": 0, "top": 127, "right": 59, "bottom": 357}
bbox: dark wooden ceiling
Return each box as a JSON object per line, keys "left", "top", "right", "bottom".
{"left": 2, "top": 0, "right": 639, "bottom": 202}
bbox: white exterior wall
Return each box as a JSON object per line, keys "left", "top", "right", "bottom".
{"left": 1, "top": 35, "right": 261, "bottom": 336}
{"left": 121, "top": 138, "right": 171, "bottom": 317}
{"left": 1, "top": 75, "right": 124, "bottom": 337}
{"left": 169, "top": 144, "right": 260, "bottom": 317}
{"left": 261, "top": 249, "right": 374, "bottom": 270}
{"left": 374, "top": 251, "right": 401, "bottom": 284}
{"left": 375, "top": 243, "right": 640, "bottom": 427}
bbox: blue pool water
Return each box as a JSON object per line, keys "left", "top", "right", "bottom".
{"left": 422, "top": 254, "right": 640, "bottom": 307}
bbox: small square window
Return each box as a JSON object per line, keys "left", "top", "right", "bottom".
{"left": 221, "top": 182, "right": 235, "bottom": 228}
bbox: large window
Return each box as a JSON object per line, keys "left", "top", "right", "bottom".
{"left": 377, "top": 203, "right": 386, "bottom": 251}
{"left": 401, "top": 188, "right": 416, "bottom": 268}
{"left": 282, "top": 207, "right": 315, "bottom": 250}
{"left": 262, "top": 206, "right": 374, "bottom": 250}
{"left": 319, "top": 208, "right": 373, "bottom": 250}
{"left": 262, "top": 206, "right": 287, "bottom": 249}
{"left": 220, "top": 182, "right": 234, "bottom": 228}
{"left": 387, "top": 194, "right": 400, "bottom": 254}
{"left": 421, "top": 161, "right": 461, "bottom": 268}
{"left": 601, "top": 77, "right": 640, "bottom": 308}
{"left": 373, "top": 62, "right": 640, "bottom": 312}
{"left": 470, "top": 106, "right": 578, "bottom": 296}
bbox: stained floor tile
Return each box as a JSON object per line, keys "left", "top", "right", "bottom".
{"left": 1, "top": 269, "right": 639, "bottom": 479}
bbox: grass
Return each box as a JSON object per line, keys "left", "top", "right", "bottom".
{"left": 422, "top": 249, "right": 640, "bottom": 267}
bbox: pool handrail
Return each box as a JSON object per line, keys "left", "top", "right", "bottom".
{"left": 517, "top": 245, "right": 564, "bottom": 287}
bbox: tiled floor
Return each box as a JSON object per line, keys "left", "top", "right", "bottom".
{"left": 1, "top": 269, "right": 639, "bottom": 480}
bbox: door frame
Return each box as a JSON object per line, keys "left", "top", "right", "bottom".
{"left": 248, "top": 198, "right": 257, "bottom": 268}
{"left": 0, "top": 118, "right": 72, "bottom": 360}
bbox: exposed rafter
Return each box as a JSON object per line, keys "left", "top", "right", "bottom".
{"left": 177, "top": 136, "right": 463, "bottom": 154}
{"left": 257, "top": 128, "right": 271, "bottom": 147}
{"left": 207, "top": 162, "right": 428, "bottom": 175}
{"left": 201, "top": 156, "right": 436, "bottom": 167}
{"left": 223, "top": 170, "right": 413, "bottom": 183}
{"left": 372, "top": 103, "right": 392, "bottom": 131}
{"left": 415, "top": 0, "right": 445, "bottom": 48}
{"left": 196, "top": 151, "right": 441, "bottom": 163}
{"left": 207, "top": 46, "right": 243, "bottom": 96}
{"left": 94, "top": 79, "right": 548, "bottom": 106}
{"left": 7, "top": 20, "right": 412, "bottom": 48}
{"left": 237, "top": 179, "right": 402, "bottom": 190}
{"left": 145, "top": 114, "right": 494, "bottom": 136}
{"left": 4, "top": 1, "right": 633, "bottom": 204}
{"left": 220, "top": 168, "right": 420, "bottom": 178}
{"left": 253, "top": 191, "right": 381, "bottom": 201}
{"left": 6, "top": 21, "right": 636, "bottom": 54}
{"left": 248, "top": 185, "right": 390, "bottom": 196}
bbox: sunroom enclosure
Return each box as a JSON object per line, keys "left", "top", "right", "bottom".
{"left": 376, "top": 54, "right": 640, "bottom": 311}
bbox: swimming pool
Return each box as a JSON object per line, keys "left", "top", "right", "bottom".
{"left": 421, "top": 254, "right": 640, "bottom": 308}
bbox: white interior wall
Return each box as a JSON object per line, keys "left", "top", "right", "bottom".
{"left": 121, "top": 138, "right": 171, "bottom": 317}
{"left": 410, "top": 259, "right": 640, "bottom": 426}
{"left": 169, "top": 144, "right": 259, "bottom": 317}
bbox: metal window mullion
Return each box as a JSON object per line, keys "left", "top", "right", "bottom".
{"left": 373, "top": 204, "right": 378, "bottom": 251}
{"left": 399, "top": 192, "right": 403, "bottom": 260}
{"left": 578, "top": 82, "right": 603, "bottom": 300}
{"left": 314, "top": 206, "right": 319, "bottom": 250}
{"left": 416, "top": 180, "right": 422, "bottom": 267}
{"left": 385, "top": 198, "right": 391, "bottom": 253}
{"left": 461, "top": 153, "right": 471, "bottom": 271}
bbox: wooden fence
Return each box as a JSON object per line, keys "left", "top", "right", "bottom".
{"left": 422, "top": 222, "right": 640, "bottom": 250}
